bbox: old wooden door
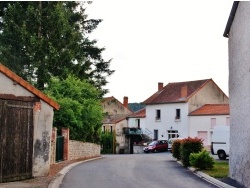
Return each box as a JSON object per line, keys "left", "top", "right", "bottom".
{"left": 0, "top": 99, "right": 34, "bottom": 183}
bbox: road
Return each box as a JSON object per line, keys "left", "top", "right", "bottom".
{"left": 60, "top": 152, "right": 218, "bottom": 188}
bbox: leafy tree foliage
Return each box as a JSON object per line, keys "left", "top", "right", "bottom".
{"left": 44, "top": 75, "right": 103, "bottom": 143}
{"left": 0, "top": 2, "right": 114, "bottom": 94}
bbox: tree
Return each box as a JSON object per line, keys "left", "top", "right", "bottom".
{"left": 0, "top": 2, "right": 114, "bottom": 94}
{"left": 44, "top": 75, "right": 104, "bottom": 143}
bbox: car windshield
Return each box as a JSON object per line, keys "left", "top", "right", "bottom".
{"left": 149, "top": 141, "right": 157, "bottom": 146}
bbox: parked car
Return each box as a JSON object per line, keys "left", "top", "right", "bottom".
{"left": 143, "top": 140, "right": 168, "bottom": 153}
{"left": 168, "top": 138, "right": 184, "bottom": 152}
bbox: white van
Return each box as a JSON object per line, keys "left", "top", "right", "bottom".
{"left": 211, "top": 126, "right": 229, "bottom": 160}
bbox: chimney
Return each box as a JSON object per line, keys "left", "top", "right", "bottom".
{"left": 181, "top": 85, "right": 188, "bottom": 98}
{"left": 158, "top": 82, "right": 163, "bottom": 91}
{"left": 123, "top": 96, "right": 128, "bottom": 108}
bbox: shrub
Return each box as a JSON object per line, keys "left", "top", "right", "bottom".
{"left": 180, "top": 137, "right": 203, "bottom": 167}
{"left": 189, "top": 150, "right": 215, "bottom": 170}
{"left": 172, "top": 139, "right": 182, "bottom": 160}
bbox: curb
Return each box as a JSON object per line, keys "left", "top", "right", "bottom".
{"left": 48, "top": 156, "right": 103, "bottom": 188}
{"left": 177, "top": 161, "right": 235, "bottom": 188}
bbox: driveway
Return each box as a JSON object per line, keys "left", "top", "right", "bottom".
{"left": 60, "top": 152, "right": 218, "bottom": 188}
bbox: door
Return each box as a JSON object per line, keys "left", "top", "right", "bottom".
{"left": 0, "top": 99, "right": 34, "bottom": 183}
{"left": 198, "top": 131, "right": 208, "bottom": 146}
{"left": 154, "top": 130, "right": 158, "bottom": 140}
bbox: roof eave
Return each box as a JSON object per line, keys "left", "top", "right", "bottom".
{"left": 223, "top": 1, "right": 239, "bottom": 38}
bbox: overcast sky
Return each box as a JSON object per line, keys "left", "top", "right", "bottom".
{"left": 86, "top": 1, "right": 234, "bottom": 103}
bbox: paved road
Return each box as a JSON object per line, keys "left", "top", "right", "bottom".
{"left": 60, "top": 152, "right": 218, "bottom": 188}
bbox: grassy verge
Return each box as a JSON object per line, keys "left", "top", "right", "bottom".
{"left": 202, "top": 161, "right": 229, "bottom": 178}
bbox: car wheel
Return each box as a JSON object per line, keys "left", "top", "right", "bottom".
{"left": 218, "top": 151, "right": 227, "bottom": 160}
{"left": 153, "top": 149, "right": 157, "bottom": 153}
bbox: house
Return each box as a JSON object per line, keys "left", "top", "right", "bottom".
{"left": 188, "top": 104, "right": 230, "bottom": 147}
{"left": 0, "top": 64, "right": 59, "bottom": 182}
{"left": 102, "top": 96, "right": 133, "bottom": 153}
{"left": 142, "top": 79, "right": 229, "bottom": 143}
{"left": 223, "top": 1, "right": 250, "bottom": 187}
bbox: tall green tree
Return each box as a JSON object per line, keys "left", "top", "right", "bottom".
{"left": 0, "top": 2, "right": 114, "bottom": 94}
{"left": 44, "top": 75, "right": 104, "bottom": 143}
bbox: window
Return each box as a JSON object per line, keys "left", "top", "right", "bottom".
{"left": 103, "top": 126, "right": 106, "bottom": 132}
{"left": 156, "top": 109, "right": 161, "bottom": 120}
{"left": 175, "top": 109, "right": 181, "bottom": 120}
{"left": 211, "top": 118, "right": 216, "bottom": 128}
{"left": 136, "top": 119, "right": 140, "bottom": 128}
{"left": 226, "top": 117, "right": 230, "bottom": 126}
{"left": 110, "top": 126, "right": 113, "bottom": 132}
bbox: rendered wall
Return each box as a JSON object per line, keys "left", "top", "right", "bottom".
{"left": 189, "top": 115, "right": 230, "bottom": 146}
{"left": 145, "top": 103, "right": 189, "bottom": 140}
{"left": 228, "top": 2, "right": 250, "bottom": 187}
{"left": 188, "top": 81, "right": 229, "bottom": 113}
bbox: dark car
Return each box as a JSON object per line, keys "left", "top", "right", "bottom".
{"left": 143, "top": 140, "right": 168, "bottom": 153}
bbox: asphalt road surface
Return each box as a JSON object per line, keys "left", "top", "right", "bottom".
{"left": 60, "top": 152, "right": 218, "bottom": 188}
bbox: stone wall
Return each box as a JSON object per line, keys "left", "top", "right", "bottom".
{"left": 69, "top": 140, "right": 101, "bottom": 160}
{"left": 50, "top": 128, "right": 101, "bottom": 164}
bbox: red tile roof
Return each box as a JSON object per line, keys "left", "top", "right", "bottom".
{"left": 127, "top": 108, "right": 146, "bottom": 118}
{"left": 189, "top": 104, "right": 230, "bottom": 116}
{"left": 143, "top": 79, "right": 213, "bottom": 104}
{"left": 102, "top": 114, "right": 128, "bottom": 124}
{"left": 0, "top": 64, "right": 60, "bottom": 110}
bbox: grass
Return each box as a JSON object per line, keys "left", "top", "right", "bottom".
{"left": 202, "top": 161, "right": 229, "bottom": 178}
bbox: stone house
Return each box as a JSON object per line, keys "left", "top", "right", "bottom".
{"left": 0, "top": 64, "right": 59, "bottom": 182}
{"left": 142, "top": 79, "right": 229, "bottom": 143}
{"left": 102, "top": 96, "right": 133, "bottom": 153}
{"left": 223, "top": 1, "right": 250, "bottom": 187}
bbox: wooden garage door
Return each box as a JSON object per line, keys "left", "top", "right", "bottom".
{"left": 0, "top": 99, "right": 34, "bottom": 183}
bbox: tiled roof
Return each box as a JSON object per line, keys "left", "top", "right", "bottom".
{"left": 0, "top": 64, "right": 60, "bottom": 110}
{"left": 189, "top": 104, "right": 230, "bottom": 116}
{"left": 143, "top": 79, "right": 212, "bottom": 104}
{"left": 102, "top": 114, "right": 128, "bottom": 124}
{"left": 127, "top": 108, "right": 146, "bottom": 118}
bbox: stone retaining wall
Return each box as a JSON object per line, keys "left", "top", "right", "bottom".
{"left": 69, "top": 140, "right": 101, "bottom": 160}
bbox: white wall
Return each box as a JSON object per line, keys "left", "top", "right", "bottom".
{"left": 145, "top": 103, "right": 189, "bottom": 140}
{"left": 189, "top": 115, "right": 230, "bottom": 146}
{"left": 228, "top": 2, "right": 250, "bottom": 186}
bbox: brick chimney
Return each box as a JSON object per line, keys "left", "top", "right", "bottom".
{"left": 123, "top": 96, "right": 128, "bottom": 108}
{"left": 158, "top": 82, "right": 163, "bottom": 91}
{"left": 181, "top": 85, "right": 188, "bottom": 98}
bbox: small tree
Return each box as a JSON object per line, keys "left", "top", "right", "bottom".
{"left": 189, "top": 149, "right": 215, "bottom": 170}
{"left": 180, "top": 137, "right": 203, "bottom": 167}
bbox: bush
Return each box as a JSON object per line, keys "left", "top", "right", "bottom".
{"left": 180, "top": 137, "right": 203, "bottom": 167}
{"left": 189, "top": 150, "right": 215, "bottom": 170}
{"left": 172, "top": 139, "right": 182, "bottom": 160}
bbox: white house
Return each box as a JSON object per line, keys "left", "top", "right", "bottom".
{"left": 223, "top": 1, "right": 250, "bottom": 187}
{"left": 143, "top": 79, "right": 229, "bottom": 142}
{"left": 188, "top": 104, "right": 230, "bottom": 147}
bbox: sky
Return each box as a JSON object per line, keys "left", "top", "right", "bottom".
{"left": 85, "top": 1, "right": 234, "bottom": 103}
